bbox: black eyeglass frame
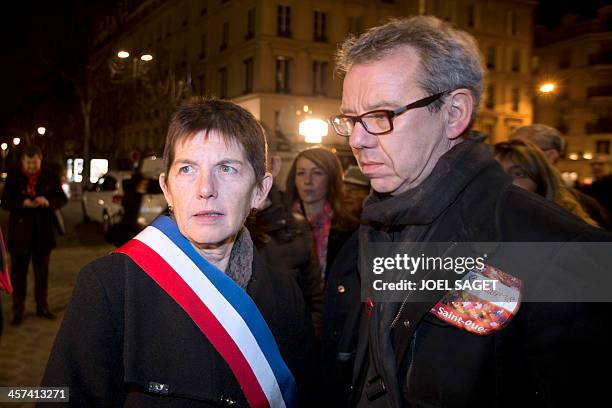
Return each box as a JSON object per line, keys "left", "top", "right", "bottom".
{"left": 329, "top": 90, "right": 450, "bottom": 137}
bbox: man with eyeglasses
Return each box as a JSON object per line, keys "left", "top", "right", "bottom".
{"left": 326, "top": 16, "right": 611, "bottom": 408}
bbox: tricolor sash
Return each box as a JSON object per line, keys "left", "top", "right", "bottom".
{"left": 115, "top": 215, "right": 297, "bottom": 408}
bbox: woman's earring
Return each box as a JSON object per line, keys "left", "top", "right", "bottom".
{"left": 168, "top": 205, "right": 173, "bottom": 214}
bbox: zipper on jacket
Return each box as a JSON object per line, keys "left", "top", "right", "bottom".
{"left": 390, "top": 241, "right": 458, "bottom": 328}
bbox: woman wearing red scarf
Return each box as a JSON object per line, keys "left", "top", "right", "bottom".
{"left": 286, "top": 147, "right": 357, "bottom": 284}
{"left": 286, "top": 147, "right": 358, "bottom": 406}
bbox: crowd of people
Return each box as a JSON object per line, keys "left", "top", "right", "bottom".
{"left": 0, "top": 14, "right": 607, "bottom": 408}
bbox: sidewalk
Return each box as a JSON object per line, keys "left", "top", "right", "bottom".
{"left": 0, "top": 244, "right": 112, "bottom": 391}
{"left": 0, "top": 198, "right": 114, "bottom": 402}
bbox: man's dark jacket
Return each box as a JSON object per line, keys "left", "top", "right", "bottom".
{"left": 41, "top": 250, "right": 314, "bottom": 407}
{"left": 1, "top": 167, "right": 67, "bottom": 254}
{"left": 321, "top": 231, "right": 361, "bottom": 407}
{"left": 344, "top": 140, "right": 611, "bottom": 408}
{"left": 581, "top": 174, "right": 612, "bottom": 226}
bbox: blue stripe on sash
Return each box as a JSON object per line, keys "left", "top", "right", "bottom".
{"left": 151, "top": 215, "right": 297, "bottom": 406}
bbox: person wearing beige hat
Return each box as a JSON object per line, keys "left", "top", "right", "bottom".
{"left": 342, "top": 165, "right": 371, "bottom": 219}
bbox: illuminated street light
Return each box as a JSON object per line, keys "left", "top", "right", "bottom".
{"left": 583, "top": 152, "right": 593, "bottom": 160}
{"left": 12, "top": 137, "right": 20, "bottom": 146}
{"left": 299, "top": 118, "right": 329, "bottom": 143}
{"left": 568, "top": 153, "right": 579, "bottom": 160}
{"left": 140, "top": 54, "right": 153, "bottom": 61}
{"left": 117, "top": 50, "right": 130, "bottom": 59}
{"left": 1, "top": 143, "right": 7, "bottom": 151}
{"left": 539, "top": 83, "right": 556, "bottom": 93}
{"left": 37, "top": 126, "right": 46, "bottom": 136}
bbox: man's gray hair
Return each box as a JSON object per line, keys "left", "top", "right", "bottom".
{"left": 335, "top": 16, "right": 485, "bottom": 122}
{"left": 510, "top": 124, "right": 565, "bottom": 154}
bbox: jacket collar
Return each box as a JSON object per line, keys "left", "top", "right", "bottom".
{"left": 361, "top": 140, "right": 497, "bottom": 227}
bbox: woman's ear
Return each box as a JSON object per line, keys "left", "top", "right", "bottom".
{"left": 159, "top": 173, "right": 173, "bottom": 208}
{"left": 251, "top": 172, "right": 273, "bottom": 209}
{"left": 445, "top": 89, "right": 474, "bottom": 140}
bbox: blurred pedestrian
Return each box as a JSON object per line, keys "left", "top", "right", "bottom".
{"left": 510, "top": 124, "right": 610, "bottom": 227}
{"left": 42, "top": 98, "right": 312, "bottom": 406}
{"left": 583, "top": 153, "right": 612, "bottom": 218}
{"left": 510, "top": 124, "right": 564, "bottom": 164}
{"left": 495, "top": 139, "right": 598, "bottom": 226}
{"left": 342, "top": 165, "right": 370, "bottom": 219}
{"left": 105, "top": 172, "right": 149, "bottom": 247}
{"left": 0, "top": 226, "right": 11, "bottom": 338}
{"left": 286, "top": 147, "right": 358, "bottom": 283}
{"left": 0, "top": 145, "right": 67, "bottom": 325}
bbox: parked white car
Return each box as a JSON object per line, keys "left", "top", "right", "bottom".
{"left": 82, "top": 166, "right": 166, "bottom": 232}
{"left": 82, "top": 171, "right": 131, "bottom": 232}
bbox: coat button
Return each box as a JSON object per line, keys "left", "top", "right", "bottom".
{"left": 220, "top": 395, "right": 237, "bottom": 406}
{"left": 337, "top": 284, "right": 346, "bottom": 294}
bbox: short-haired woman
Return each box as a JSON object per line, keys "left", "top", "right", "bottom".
{"left": 42, "top": 98, "right": 312, "bottom": 407}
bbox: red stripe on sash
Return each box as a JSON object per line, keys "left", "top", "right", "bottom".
{"left": 117, "top": 239, "right": 269, "bottom": 407}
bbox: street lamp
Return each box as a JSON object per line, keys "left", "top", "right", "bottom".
{"left": 299, "top": 118, "right": 329, "bottom": 144}
{"left": 0, "top": 142, "right": 7, "bottom": 172}
{"left": 539, "top": 82, "right": 556, "bottom": 93}
{"left": 110, "top": 49, "right": 154, "bottom": 79}
{"left": 37, "top": 126, "right": 46, "bottom": 136}
{"left": 12, "top": 137, "right": 20, "bottom": 146}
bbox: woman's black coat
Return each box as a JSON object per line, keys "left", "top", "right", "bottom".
{"left": 41, "top": 250, "right": 314, "bottom": 407}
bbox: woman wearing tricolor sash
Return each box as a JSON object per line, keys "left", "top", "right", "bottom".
{"left": 42, "top": 98, "right": 314, "bottom": 407}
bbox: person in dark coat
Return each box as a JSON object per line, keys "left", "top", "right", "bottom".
{"left": 1, "top": 145, "right": 67, "bottom": 325}
{"left": 246, "top": 184, "right": 323, "bottom": 336}
{"left": 327, "top": 16, "right": 612, "bottom": 407}
{"left": 105, "top": 172, "right": 150, "bottom": 247}
{"left": 582, "top": 153, "right": 612, "bottom": 220}
{"left": 42, "top": 98, "right": 313, "bottom": 406}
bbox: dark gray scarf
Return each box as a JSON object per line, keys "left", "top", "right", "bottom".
{"left": 226, "top": 227, "right": 254, "bottom": 289}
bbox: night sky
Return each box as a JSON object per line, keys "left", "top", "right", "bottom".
{"left": 0, "top": 0, "right": 115, "bottom": 139}
{"left": 0, "top": 0, "right": 607, "bottom": 141}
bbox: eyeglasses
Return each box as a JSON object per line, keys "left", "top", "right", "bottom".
{"left": 329, "top": 91, "right": 449, "bottom": 137}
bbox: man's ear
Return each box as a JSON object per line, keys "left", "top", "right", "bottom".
{"left": 445, "top": 89, "right": 474, "bottom": 140}
{"left": 251, "top": 172, "right": 273, "bottom": 209}
{"left": 159, "top": 173, "right": 173, "bottom": 208}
